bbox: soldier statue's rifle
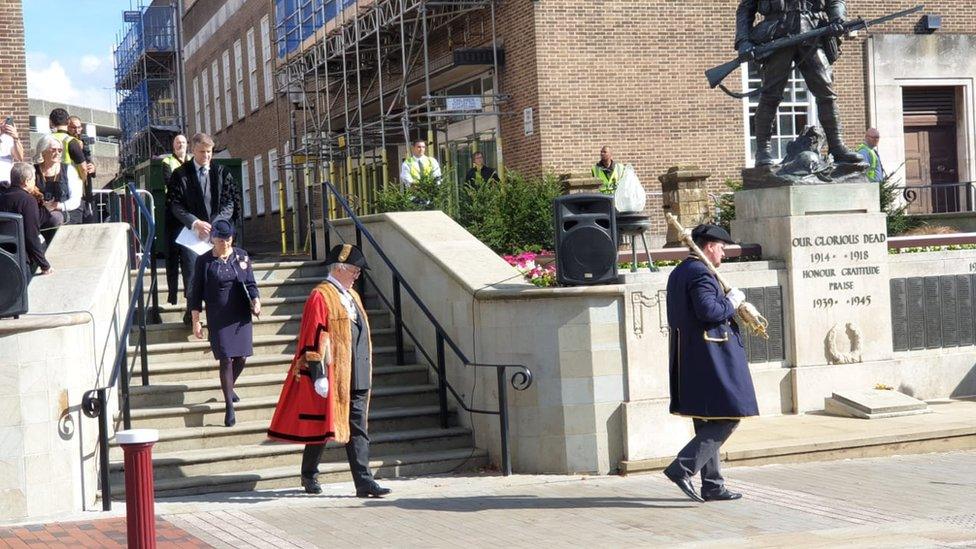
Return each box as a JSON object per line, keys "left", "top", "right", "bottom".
{"left": 705, "top": 5, "right": 923, "bottom": 99}
{"left": 665, "top": 213, "right": 769, "bottom": 340}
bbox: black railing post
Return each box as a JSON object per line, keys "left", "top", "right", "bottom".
{"left": 355, "top": 226, "right": 365, "bottom": 297}
{"left": 497, "top": 368, "right": 512, "bottom": 476}
{"left": 97, "top": 388, "right": 112, "bottom": 511}
{"left": 137, "top": 277, "right": 149, "bottom": 387}
{"left": 321, "top": 182, "right": 332, "bottom": 254}
{"left": 436, "top": 332, "right": 448, "bottom": 428}
{"left": 148, "top": 248, "right": 161, "bottom": 324}
{"left": 393, "top": 275, "right": 405, "bottom": 365}
{"left": 119, "top": 355, "right": 132, "bottom": 431}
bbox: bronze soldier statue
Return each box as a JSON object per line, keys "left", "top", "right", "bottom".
{"left": 736, "top": 0, "right": 863, "bottom": 167}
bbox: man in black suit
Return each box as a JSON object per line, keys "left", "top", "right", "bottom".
{"left": 168, "top": 133, "right": 236, "bottom": 323}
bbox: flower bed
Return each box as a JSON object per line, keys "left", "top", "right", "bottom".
{"left": 503, "top": 250, "right": 557, "bottom": 287}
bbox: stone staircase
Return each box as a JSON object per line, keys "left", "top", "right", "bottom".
{"left": 112, "top": 259, "right": 486, "bottom": 498}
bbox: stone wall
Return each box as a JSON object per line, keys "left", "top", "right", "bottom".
{"left": 0, "top": 224, "right": 131, "bottom": 523}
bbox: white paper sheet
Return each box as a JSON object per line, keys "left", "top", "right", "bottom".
{"left": 176, "top": 227, "right": 213, "bottom": 256}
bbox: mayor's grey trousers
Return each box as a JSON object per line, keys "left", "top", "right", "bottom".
{"left": 664, "top": 418, "right": 739, "bottom": 495}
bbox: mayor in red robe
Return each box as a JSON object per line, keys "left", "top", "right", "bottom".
{"left": 267, "top": 244, "right": 391, "bottom": 498}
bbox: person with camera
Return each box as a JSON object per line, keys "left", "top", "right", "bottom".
{"left": 0, "top": 116, "right": 26, "bottom": 187}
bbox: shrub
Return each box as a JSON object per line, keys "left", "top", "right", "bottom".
{"left": 714, "top": 179, "right": 741, "bottom": 234}
{"left": 377, "top": 169, "right": 562, "bottom": 256}
{"left": 880, "top": 169, "right": 924, "bottom": 236}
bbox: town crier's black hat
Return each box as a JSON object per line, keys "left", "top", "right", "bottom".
{"left": 326, "top": 244, "right": 370, "bottom": 270}
{"left": 691, "top": 224, "right": 736, "bottom": 245}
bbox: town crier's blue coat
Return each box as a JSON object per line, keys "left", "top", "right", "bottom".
{"left": 667, "top": 256, "right": 759, "bottom": 419}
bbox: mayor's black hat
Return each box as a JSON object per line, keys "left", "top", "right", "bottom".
{"left": 211, "top": 218, "right": 235, "bottom": 239}
{"left": 326, "top": 244, "right": 370, "bottom": 270}
{"left": 691, "top": 224, "right": 736, "bottom": 245}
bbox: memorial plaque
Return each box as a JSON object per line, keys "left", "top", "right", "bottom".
{"left": 940, "top": 275, "right": 958, "bottom": 348}
{"left": 890, "top": 279, "right": 908, "bottom": 352}
{"left": 906, "top": 277, "right": 926, "bottom": 350}
{"left": 785, "top": 214, "right": 892, "bottom": 365}
{"left": 923, "top": 276, "right": 943, "bottom": 349}
{"left": 957, "top": 275, "right": 974, "bottom": 347}
{"left": 745, "top": 287, "right": 767, "bottom": 363}
{"left": 765, "top": 286, "right": 785, "bottom": 360}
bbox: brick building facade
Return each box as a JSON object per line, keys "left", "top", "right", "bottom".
{"left": 182, "top": 1, "right": 976, "bottom": 251}
{"left": 182, "top": 0, "right": 300, "bottom": 254}
{"left": 0, "top": 0, "right": 28, "bottom": 140}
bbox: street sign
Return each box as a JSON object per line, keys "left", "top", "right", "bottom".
{"left": 124, "top": 10, "right": 141, "bottom": 23}
{"left": 446, "top": 96, "right": 483, "bottom": 111}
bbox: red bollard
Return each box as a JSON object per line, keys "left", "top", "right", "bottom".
{"left": 117, "top": 429, "right": 159, "bottom": 549}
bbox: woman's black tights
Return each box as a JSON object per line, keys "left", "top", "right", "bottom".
{"left": 219, "top": 357, "right": 246, "bottom": 426}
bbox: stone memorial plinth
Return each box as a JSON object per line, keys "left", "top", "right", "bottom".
{"left": 659, "top": 166, "right": 711, "bottom": 247}
{"left": 732, "top": 179, "right": 892, "bottom": 369}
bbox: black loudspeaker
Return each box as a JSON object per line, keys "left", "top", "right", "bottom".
{"left": 554, "top": 193, "right": 618, "bottom": 285}
{"left": 0, "top": 213, "right": 29, "bottom": 319}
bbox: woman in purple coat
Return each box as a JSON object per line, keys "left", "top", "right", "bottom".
{"left": 188, "top": 218, "right": 261, "bottom": 427}
{"left": 662, "top": 224, "right": 758, "bottom": 504}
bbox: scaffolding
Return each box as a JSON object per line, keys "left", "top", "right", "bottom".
{"left": 273, "top": 0, "right": 507, "bottom": 222}
{"left": 114, "top": 4, "right": 183, "bottom": 173}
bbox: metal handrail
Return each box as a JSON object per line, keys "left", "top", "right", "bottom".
{"left": 319, "top": 180, "right": 533, "bottom": 475}
{"left": 901, "top": 181, "right": 976, "bottom": 214}
{"left": 80, "top": 183, "right": 156, "bottom": 511}
{"left": 91, "top": 188, "right": 161, "bottom": 324}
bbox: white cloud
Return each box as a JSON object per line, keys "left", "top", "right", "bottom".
{"left": 80, "top": 55, "right": 102, "bottom": 74}
{"left": 26, "top": 57, "right": 116, "bottom": 113}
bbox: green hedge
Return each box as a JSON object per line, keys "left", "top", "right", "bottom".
{"left": 376, "top": 170, "right": 562, "bottom": 255}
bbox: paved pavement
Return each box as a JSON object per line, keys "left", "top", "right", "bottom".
{"left": 4, "top": 450, "right": 974, "bottom": 548}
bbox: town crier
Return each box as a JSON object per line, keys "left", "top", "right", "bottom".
{"left": 267, "top": 244, "right": 392, "bottom": 498}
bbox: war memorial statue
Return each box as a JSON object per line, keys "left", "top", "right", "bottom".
{"left": 706, "top": 2, "right": 922, "bottom": 186}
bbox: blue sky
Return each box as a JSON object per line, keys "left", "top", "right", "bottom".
{"left": 24, "top": 0, "right": 137, "bottom": 112}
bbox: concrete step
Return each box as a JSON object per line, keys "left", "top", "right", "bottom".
{"left": 156, "top": 276, "right": 326, "bottom": 301}
{"left": 108, "top": 426, "right": 474, "bottom": 482}
{"left": 152, "top": 297, "right": 390, "bottom": 327}
{"left": 136, "top": 316, "right": 396, "bottom": 346}
{"left": 120, "top": 384, "right": 439, "bottom": 429}
{"left": 110, "top": 405, "right": 448, "bottom": 455}
{"left": 133, "top": 335, "right": 412, "bottom": 364}
{"left": 153, "top": 276, "right": 382, "bottom": 307}
{"left": 133, "top": 260, "right": 329, "bottom": 286}
{"left": 134, "top": 353, "right": 428, "bottom": 384}
{"left": 111, "top": 447, "right": 488, "bottom": 499}
{"left": 128, "top": 364, "right": 432, "bottom": 408}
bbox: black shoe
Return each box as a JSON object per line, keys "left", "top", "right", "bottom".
{"left": 703, "top": 489, "right": 742, "bottom": 502}
{"left": 182, "top": 310, "right": 192, "bottom": 326}
{"left": 223, "top": 406, "right": 236, "bottom": 427}
{"left": 755, "top": 146, "right": 775, "bottom": 166}
{"left": 663, "top": 470, "right": 704, "bottom": 503}
{"left": 829, "top": 146, "right": 865, "bottom": 165}
{"left": 301, "top": 476, "right": 322, "bottom": 494}
{"left": 356, "top": 483, "right": 392, "bottom": 498}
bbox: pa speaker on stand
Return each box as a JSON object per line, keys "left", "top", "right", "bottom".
{"left": 0, "top": 213, "right": 29, "bottom": 319}
{"left": 553, "top": 193, "right": 618, "bottom": 285}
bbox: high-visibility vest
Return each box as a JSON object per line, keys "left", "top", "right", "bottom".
{"left": 856, "top": 144, "right": 881, "bottom": 182}
{"left": 51, "top": 130, "right": 87, "bottom": 180}
{"left": 161, "top": 154, "right": 185, "bottom": 176}
{"left": 592, "top": 162, "right": 624, "bottom": 194}
{"left": 405, "top": 155, "right": 434, "bottom": 181}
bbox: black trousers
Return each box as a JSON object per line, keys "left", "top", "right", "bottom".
{"left": 165, "top": 229, "right": 182, "bottom": 305}
{"left": 179, "top": 246, "right": 198, "bottom": 303}
{"left": 665, "top": 418, "right": 740, "bottom": 495}
{"left": 301, "top": 389, "right": 373, "bottom": 489}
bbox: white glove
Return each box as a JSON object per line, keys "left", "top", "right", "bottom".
{"left": 313, "top": 377, "right": 329, "bottom": 398}
{"left": 726, "top": 288, "right": 746, "bottom": 309}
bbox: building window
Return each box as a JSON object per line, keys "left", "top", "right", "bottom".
{"left": 242, "top": 159, "right": 252, "bottom": 218}
{"left": 211, "top": 59, "right": 222, "bottom": 132}
{"left": 233, "top": 39, "right": 245, "bottom": 121}
{"left": 201, "top": 66, "right": 211, "bottom": 135}
{"left": 247, "top": 28, "right": 259, "bottom": 112}
{"left": 192, "top": 76, "right": 201, "bottom": 134}
{"left": 741, "top": 63, "right": 816, "bottom": 166}
{"left": 260, "top": 15, "right": 273, "bottom": 104}
{"left": 254, "top": 153, "right": 265, "bottom": 215}
{"left": 284, "top": 141, "right": 295, "bottom": 210}
{"left": 222, "top": 50, "right": 233, "bottom": 127}
{"left": 268, "top": 148, "right": 280, "bottom": 213}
